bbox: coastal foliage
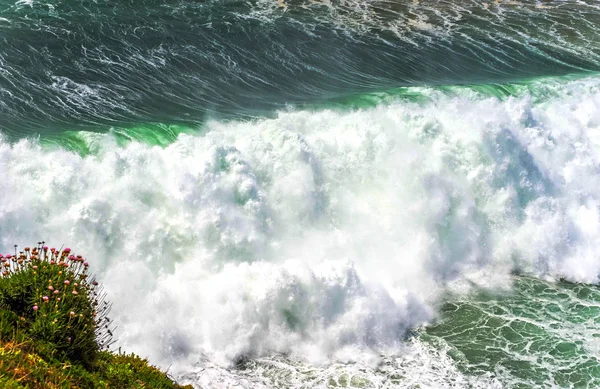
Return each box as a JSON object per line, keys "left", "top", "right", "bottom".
{"left": 0, "top": 243, "right": 191, "bottom": 389}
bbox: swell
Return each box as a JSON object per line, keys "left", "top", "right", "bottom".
{"left": 29, "top": 73, "right": 600, "bottom": 152}
{"left": 0, "top": 0, "right": 599, "bottom": 137}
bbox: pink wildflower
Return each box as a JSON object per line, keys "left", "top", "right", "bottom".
{"left": 54, "top": 290, "right": 59, "bottom": 295}
{"left": 33, "top": 305, "right": 39, "bottom": 311}
{"left": 42, "top": 296, "right": 49, "bottom": 302}
{"left": 64, "top": 280, "right": 70, "bottom": 285}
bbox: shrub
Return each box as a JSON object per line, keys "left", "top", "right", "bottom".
{"left": 0, "top": 242, "right": 114, "bottom": 366}
{"left": 0, "top": 242, "right": 192, "bottom": 388}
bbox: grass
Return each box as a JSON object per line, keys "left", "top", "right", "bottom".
{"left": 0, "top": 243, "right": 193, "bottom": 389}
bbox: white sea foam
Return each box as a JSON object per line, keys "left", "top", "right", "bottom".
{"left": 1, "top": 76, "right": 600, "bottom": 386}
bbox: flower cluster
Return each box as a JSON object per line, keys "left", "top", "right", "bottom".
{"left": 0, "top": 242, "right": 115, "bottom": 366}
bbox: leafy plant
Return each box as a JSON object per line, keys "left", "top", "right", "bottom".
{"left": 0, "top": 242, "right": 114, "bottom": 366}
{"left": 0, "top": 242, "right": 192, "bottom": 388}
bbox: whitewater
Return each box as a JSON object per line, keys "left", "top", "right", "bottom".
{"left": 1, "top": 75, "right": 600, "bottom": 387}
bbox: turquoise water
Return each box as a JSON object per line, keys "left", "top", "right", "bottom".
{"left": 2, "top": 1, "right": 600, "bottom": 388}
{"left": 425, "top": 277, "right": 600, "bottom": 388}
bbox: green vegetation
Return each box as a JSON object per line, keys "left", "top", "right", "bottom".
{"left": 0, "top": 243, "right": 192, "bottom": 389}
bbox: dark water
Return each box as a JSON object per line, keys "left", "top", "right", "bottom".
{"left": 1, "top": 0, "right": 599, "bottom": 136}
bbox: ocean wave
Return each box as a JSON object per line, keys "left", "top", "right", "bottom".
{"left": 1, "top": 76, "right": 600, "bottom": 387}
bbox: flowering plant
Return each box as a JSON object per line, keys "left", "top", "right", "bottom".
{"left": 0, "top": 242, "right": 114, "bottom": 366}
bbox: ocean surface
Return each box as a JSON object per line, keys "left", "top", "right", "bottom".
{"left": 1, "top": 0, "right": 600, "bottom": 387}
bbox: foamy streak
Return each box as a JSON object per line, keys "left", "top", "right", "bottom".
{"left": 180, "top": 340, "right": 503, "bottom": 388}
{"left": 1, "top": 76, "right": 600, "bottom": 382}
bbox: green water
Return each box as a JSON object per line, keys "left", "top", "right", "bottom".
{"left": 425, "top": 277, "right": 600, "bottom": 388}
